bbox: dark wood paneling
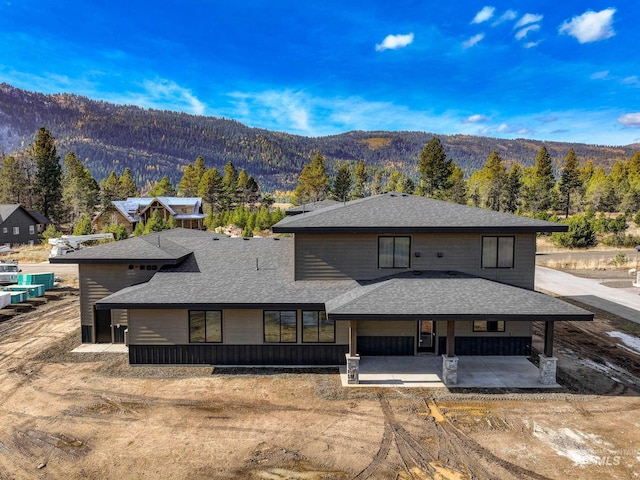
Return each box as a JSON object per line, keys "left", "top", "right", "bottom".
{"left": 357, "top": 336, "right": 414, "bottom": 356}
{"left": 437, "top": 336, "right": 531, "bottom": 355}
{"left": 113, "top": 325, "right": 127, "bottom": 344}
{"left": 81, "top": 325, "right": 93, "bottom": 343}
{"left": 129, "top": 344, "right": 349, "bottom": 365}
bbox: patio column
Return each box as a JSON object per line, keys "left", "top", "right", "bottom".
{"left": 346, "top": 320, "right": 359, "bottom": 384}
{"left": 539, "top": 321, "right": 557, "bottom": 385}
{"left": 442, "top": 320, "right": 458, "bottom": 385}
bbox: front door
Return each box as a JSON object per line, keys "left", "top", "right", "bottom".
{"left": 94, "top": 308, "right": 112, "bottom": 343}
{"left": 417, "top": 320, "right": 435, "bottom": 353}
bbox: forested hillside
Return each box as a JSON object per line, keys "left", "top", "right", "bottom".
{"left": 0, "top": 83, "right": 637, "bottom": 191}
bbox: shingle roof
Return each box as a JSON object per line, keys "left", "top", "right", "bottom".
{"left": 0, "top": 204, "right": 21, "bottom": 223}
{"left": 26, "top": 210, "right": 51, "bottom": 225}
{"left": 325, "top": 271, "right": 593, "bottom": 321}
{"left": 96, "top": 236, "right": 357, "bottom": 308}
{"left": 286, "top": 200, "right": 341, "bottom": 216}
{"left": 273, "top": 192, "right": 567, "bottom": 233}
{"left": 49, "top": 228, "right": 217, "bottom": 264}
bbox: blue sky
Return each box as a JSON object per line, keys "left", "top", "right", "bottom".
{"left": 1, "top": 1, "right": 639, "bottom": 145}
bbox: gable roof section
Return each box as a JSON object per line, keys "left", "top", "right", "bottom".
{"left": 286, "top": 200, "right": 341, "bottom": 216}
{"left": 325, "top": 271, "right": 593, "bottom": 322}
{"left": 49, "top": 228, "right": 214, "bottom": 264}
{"left": 273, "top": 193, "right": 567, "bottom": 234}
{"left": 26, "top": 209, "right": 52, "bottom": 225}
{"left": 0, "top": 204, "right": 22, "bottom": 224}
{"left": 0, "top": 204, "right": 48, "bottom": 226}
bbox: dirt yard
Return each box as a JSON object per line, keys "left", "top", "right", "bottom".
{"left": 1, "top": 289, "right": 639, "bottom": 479}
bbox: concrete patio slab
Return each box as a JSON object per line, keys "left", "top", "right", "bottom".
{"left": 339, "top": 356, "right": 560, "bottom": 388}
{"left": 72, "top": 344, "right": 128, "bottom": 353}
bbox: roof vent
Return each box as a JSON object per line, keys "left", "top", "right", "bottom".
{"left": 212, "top": 237, "right": 219, "bottom": 241}
{"left": 273, "top": 237, "right": 280, "bottom": 241}
{"left": 243, "top": 237, "right": 250, "bottom": 241}
{"left": 389, "top": 193, "right": 396, "bottom": 197}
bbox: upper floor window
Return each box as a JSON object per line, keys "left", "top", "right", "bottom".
{"left": 189, "top": 310, "right": 222, "bottom": 343}
{"left": 473, "top": 321, "right": 505, "bottom": 332}
{"left": 264, "top": 310, "right": 297, "bottom": 343}
{"left": 2, "top": 227, "right": 6, "bottom": 234}
{"left": 302, "top": 311, "right": 334, "bottom": 343}
{"left": 12, "top": 226, "right": 19, "bottom": 235}
{"left": 482, "top": 236, "right": 514, "bottom": 269}
{"left": 29, "top": 225, "right": 35, "bottom": 235}
{"left": 378, "top": 236, "right": 410, "bottom": 269}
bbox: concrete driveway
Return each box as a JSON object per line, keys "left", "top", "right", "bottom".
{"left": 535, "top": 266, "right": 640, "bottom": 323}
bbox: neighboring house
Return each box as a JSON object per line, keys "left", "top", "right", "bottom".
{"left": 93, "top": 197, "right": 206, "bottom": 233}
{"left": 52, "top": 193, "right": 593, "bottom": 384}
{"left": 0, "top": 204, "right": 51, "bottom": 246}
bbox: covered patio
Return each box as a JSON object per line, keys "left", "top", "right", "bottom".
{"left": 327, "top": 271, "right": 594, "bottom": 386}
{"left": 339, "top": 355, "right": 561, "bottom": 388}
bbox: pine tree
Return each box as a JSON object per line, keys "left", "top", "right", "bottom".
{"left": 525, "top": 146, "right": 557, "bottom": 214}
{"left": 353, "top": 160, "right": 368, "bottom": 199}
{"left": 62, "top": 151, "right": 100, "bottom": 222}
{"left": 148, "top": 175, "right": 177, "bottom": 197}
{"left": 503, "top": 163, "right": 523, "bottom": 213}
{"left": 220, "top": 161, "right": 239, "bottom": 210}
{"left": 418, "top": 137, "right": 452, "bottom": 197}
{"left": 193, "top": 156, "right": 206, "bottom": 180}
{"left": 72, "top": 213, "right": 93, "bottom": 235}
{"left": 447, "top": 164, "right": 467, "bottom": 205}
{"left": 293, "top": 151, "right": 329, "bottom": 204}
{"left": 198, "top": 167, "right": 222, "bottom": 212}
{"left": 177, "top": 164, "right": 200, "bottom": 197}
{"left": 558, "top": 148, "right": 583, "bottom": 218}
{"left": 30, "top": 127, "right": 63, "bottom": 222}
{"left": 0, "top": 155, "right": 27, "bottom": 204}
{"left": 119, "top": 168, "right": 139, "bottom": 198}
{"left": 331, "top": 163, "right": 352, "bottom": 202}
{"left": 100, "top": 171, "right": 122, "bottom": 208}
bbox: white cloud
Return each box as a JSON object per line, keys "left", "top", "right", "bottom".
{"left": 471, "top": 6, "right": 495, "bottom": 24}
{"left": 375, "top": 33, "right": 414, "bottom": 52}
{"left": 228, "top": 90, "right": 311, "bottom": 133}
{"left": 618, "top": 113, "right": 640, "bottom": 128}
{"left": 463, "top": 114, "right": 490, "bottom": 124}
{"left": 515, "top": 13, "right": 543, "bottom": 28}
{"left": 137, "top": 79, "right": 206, "bottom": 115}
{"left": 523, "top": 41, "right": 541, "bottom": 49}
{"left": 480, "top": 123, "right": 533, "bottom": 136}
{"left": 590, "top": 70, "right": 609, "bottom": 80}
{"left": 515, "top": 24, "right": 540, "bottom": 40}
{"left": 621, "top": 76, "right": 640, "bottom": 87}
{"left": 493, "top": 10, "right": 517, "bottom": 26}
{"left": 462, "top": 33, "right": 485, "bottom": 49}
{"left": 559, "top": 8, "right": 616, "bottom": 44}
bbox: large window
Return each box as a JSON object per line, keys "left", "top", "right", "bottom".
{"left": 302, "top": 311, "right": 334, "bottom": 343}
{"left": 481, "top": 236, "right": 514, "bottom": 269}
{"left": 264, "top": 310, "right": 297, "bottom": 343}
{"left": 189, "top": 310, "right": 222, "bottom": 343}
{"left": 12, "top": 226, "right": 19, "bottom": 235}
{"left": 29, "top": 225, "right": 35, "bottom": 234}
{"left": 473, "top": 321, "right": 505, "bottom": 332}
{"left": 378, "top": 236, "right": 410, "bottom": 268}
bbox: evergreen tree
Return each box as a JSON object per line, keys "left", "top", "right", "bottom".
{"left": 418, "top": 137, "right": 452, "bottom": 197}
{"left": 503, "top": 163, "right": 523, "bottom": 213}
{"left": 177, "top": 164, "right": 200, "bottom": 197}
{"left": 237, "top": 168, "right": 250, "bottom": 206}
{"left": 100, "top": 171, "right": 122, "bottom": 208}
{"left": 353, "top": 160, "right": 368, "bottom": 199}
{"left": 0, "top": 155, "right": 27, "bottom": 204}
{"left": 371, "top": 171, "right": 383, "bottom": 195}
{"left": 72, "top": 213, "right": 93, "bottom": 235}
{"left": 447, "top": 164, "right": 467, "bottom": 205}
{"left": 524, "top": 146, "right": 556, "bottom": 213}
{"left": 385, "top": 170, "right": 403, "bottom": 193}
{"left": 558, "top": 148, "right": 583, "bottom": 218}
{"left": 220, "top": 161, "right": 239, "bottom": 210}
{"left": 30, "top": 127, "right": 63, "bottom": 222}
{"left": 292, "top": 151, "right": 330, "bottom": 204}
{"left": 62, "top": 151, "right": 100, "bottom": 222}
{"left": 198, "top": 167, "right": 222, "bottom": 212}
{"left": 331, "top": 163, "right": 353, "bottom": 202}
{"left": 193, "top": 156, "right": 206, "bottom": 180}
{"left": 143, "top": 210, "right": 170, "bottom": 233}
{"left": 148, "top": 175, "right": 177, "bottom": 197}
{"left": 119, "top": 168, "right": 139, "bottom": 198}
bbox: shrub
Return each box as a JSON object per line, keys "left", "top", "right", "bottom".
{"left": 551, "top": 214, "right": 597, "bottom": 248}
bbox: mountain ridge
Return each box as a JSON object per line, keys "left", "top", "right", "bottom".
{"left": 0, "top": 83, "right": 636, "bottom": 191}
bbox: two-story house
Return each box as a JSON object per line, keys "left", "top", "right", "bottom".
{"left": 51, "top": 193, "right": 593, "bottom": 384}
{"left": 0, "top": 204, "right": 51, "bottom": 246}
{"left": 93, "top": 197, "right": 206, "bottom": 233}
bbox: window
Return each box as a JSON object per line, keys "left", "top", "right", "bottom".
{"left": 12, "top": 226, "right": 19, "bottom": 235}
{"left": 2, "top": 227, "right": 6, "bottom": 234}
{"left": 302, "top": 311, "right": 334, "bottom": 343}
{"left": 473, "top": 321, "right": 505, "bottom": 332}
{"left": 264, "top": 310, "right": 297, "bottom": 343}
{"left": 189, "top": 311, "right": 222, "bottom": 343}
{"left": 29, "top": 225, "right": 35, "bottom": 234}
{"left": 378, "top": 236, "right": 410, "bottom": 268}
{"left": 482, "top": 236, "right": 514, "bottom": 269}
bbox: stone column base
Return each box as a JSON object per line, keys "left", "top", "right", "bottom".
{"left": 442, "top": 355, "right": 458, "bottom": 385}
{"left": 539, "top": 354, "right": 557, "bottom": 385}
{"left": 346, "top": 354, "right": 360, "bottom": 384}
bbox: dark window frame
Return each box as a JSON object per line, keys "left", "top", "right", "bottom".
{"left": 473, "top": 320, "right": 506, "bottom": 332}
{"left": 378, "top": 236, "right": 411, "bottom": 269}
{"left": 189, "top": 310, "right": 223, "bottom": 343}
{"left": 263, "top": 310, "right": 298, "bottom": 343}
{"left": 481, "top": 236, "right": 515, "bottom": 269}
{"left": 302, "top": 310, "right": 335, "bottom": 343}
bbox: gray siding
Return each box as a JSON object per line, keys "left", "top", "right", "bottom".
{"left": 435, "top": 320, "right": 531, "bottom": 338}
{"left": 0, "top": 208, "right": 41, "bottom": 246}
{"left": 79, "top": 264, "right": 159, "bottom": 340}
{"left": 295, "top": 232, "right": 536, "bottom": 288}
{"left": 128, "top": 308, "right": 350, "bottom": 346}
